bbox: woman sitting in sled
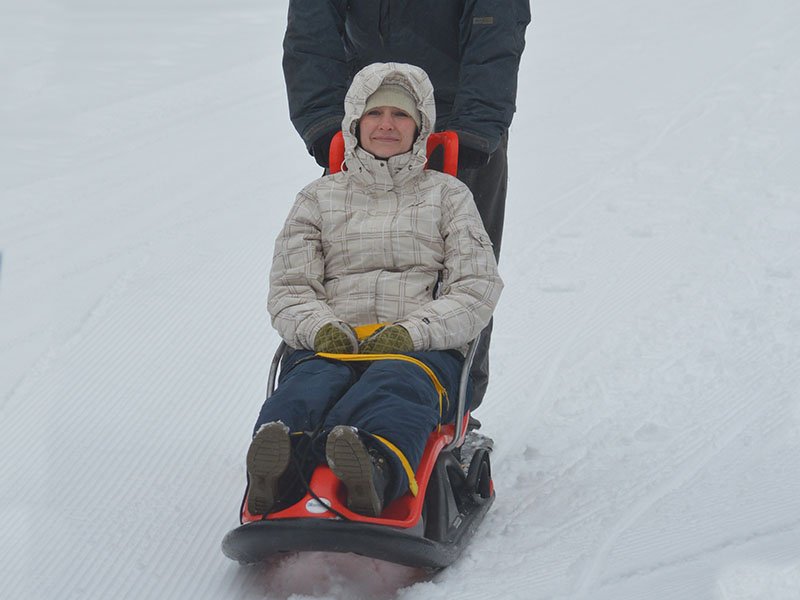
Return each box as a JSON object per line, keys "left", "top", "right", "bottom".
{"left": 247, "top": 62, "right": 503, "bottom": 518}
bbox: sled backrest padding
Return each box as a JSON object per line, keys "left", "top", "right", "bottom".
{"left": 328, "top": 130, "right": 460, "bottom": 176}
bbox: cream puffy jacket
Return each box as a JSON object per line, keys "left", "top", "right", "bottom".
{"left": 268, "top": 62, "right": 503, "bottom": 353}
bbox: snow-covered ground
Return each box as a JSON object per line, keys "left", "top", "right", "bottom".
{"left": 3, "top": 1, "right": 800, "bottom": 598}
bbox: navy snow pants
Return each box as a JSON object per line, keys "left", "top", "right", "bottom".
{"left": 253, "top": 349, "right": 467, "bottom": 502}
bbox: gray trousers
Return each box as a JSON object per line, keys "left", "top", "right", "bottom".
{"left": 455, "top": 133, "right": 508, "bottom": 410}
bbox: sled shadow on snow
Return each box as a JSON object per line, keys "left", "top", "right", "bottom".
{"left": 228, "top": 550, "right": 432, "bottom": 599}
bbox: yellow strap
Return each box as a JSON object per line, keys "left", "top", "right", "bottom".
{"left": 353, "top": 323, "right": 390, "bottom": 341}
{"left": 372, "top": 434, "right": 419, "bottom": 497}
{"left": 315, "top": 352, "right": 449, "bottom": 422}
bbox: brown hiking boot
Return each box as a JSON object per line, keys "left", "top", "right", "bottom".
{"left": 246, "top": 421, "right": 291, "bottom": 515}
{"left": 325, "top": 426, "right": 388, "bottom": 517}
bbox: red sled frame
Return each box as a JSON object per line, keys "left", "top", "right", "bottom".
{"left": 328, "top": 130, "right": 460, "bottom": 176}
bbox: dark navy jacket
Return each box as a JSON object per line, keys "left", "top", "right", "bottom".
{"left": 282, "top": 0, "right": 531, "bottom": 156}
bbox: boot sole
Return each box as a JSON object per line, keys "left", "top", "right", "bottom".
{"left": 326, "top": 427, "right": 383, "bottom": 517}
{"left": 246, "top": 423, "right": 290, "bottom": 515}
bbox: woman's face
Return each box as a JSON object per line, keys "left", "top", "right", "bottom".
{"left": 358, "top": 106, "right": 417, "bottom": 159}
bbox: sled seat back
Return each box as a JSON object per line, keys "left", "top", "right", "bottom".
{"left": 328, "top": 130, "right": 459, "bottom": 176}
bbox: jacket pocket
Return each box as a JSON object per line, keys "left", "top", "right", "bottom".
{"left": 467, "top": 225, "right": 494, "bottom": 250}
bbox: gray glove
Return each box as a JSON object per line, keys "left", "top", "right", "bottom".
{"left": 314, "top": 321, "right": 358, "bottom": 354}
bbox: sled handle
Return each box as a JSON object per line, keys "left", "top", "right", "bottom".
{"left": 443, "top": 334, "right": 481, "bottom": 453}
{"left": 427, "top": 131, "right": 459, "bottom": 177}
{"left": 266, "top": 341, "right": 287, "bottom": 399}
{"left": 328, "top": 131, "right": 459, "bottom": 176}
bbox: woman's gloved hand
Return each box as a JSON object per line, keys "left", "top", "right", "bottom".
{"left": 359, "top": 325, "right": 414, "bottom": 354}
{"left": 314, "top": 321, "right": 358, "bottom": 354}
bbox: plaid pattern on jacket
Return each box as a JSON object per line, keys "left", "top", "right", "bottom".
{"left": 268, "top": 63, "right": 503, "bottom": 353}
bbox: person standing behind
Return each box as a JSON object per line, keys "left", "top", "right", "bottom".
{"left": 282, "top": 0, "right": 530, "bottom": 409}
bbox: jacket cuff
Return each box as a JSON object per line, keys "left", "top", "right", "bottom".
{"left": 303, "top": 116, "right": 345, "bottom": 150}
{"left": 450, "top": 128, "right": 497, "bottom": 155}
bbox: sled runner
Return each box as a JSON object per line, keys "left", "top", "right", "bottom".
{"left": 221, "top": 132, "right": 496, "bottom": 569}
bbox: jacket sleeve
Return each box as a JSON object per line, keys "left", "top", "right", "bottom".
{"left": 447, "top": 0, "right": 531, "bottom": 154}
{"left": 282, "top": 0, "right": 349, "bottom": 150}
{"left": 267, "top": 189, "right": 338, "bottom": 350}
{"left": 397, "top": 184, "right": 504, "bottom": 351}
